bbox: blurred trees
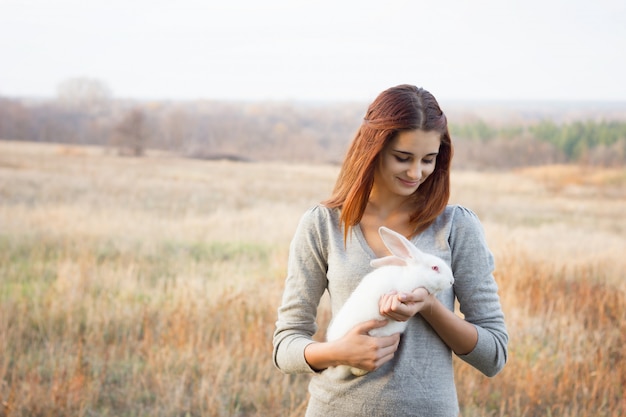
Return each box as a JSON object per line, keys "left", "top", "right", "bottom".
{"left": 449, "top": 119, "right": 626, "bottom": 168}
{"left": 1, "top": 91, "right": 625, "bottom": 168}
{"left": 529, "top": 120, "right": 626, "bottom": 164}
{"left": 0, "top": 98, "right": 29, "bottom": 141}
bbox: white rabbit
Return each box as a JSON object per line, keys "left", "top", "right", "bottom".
{"left": 325, "top": 226, "right": 454, "bottom": 378}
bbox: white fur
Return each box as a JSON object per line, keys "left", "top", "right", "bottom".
{"left": 325, "top": 226, "right": 454, "bottom": 378}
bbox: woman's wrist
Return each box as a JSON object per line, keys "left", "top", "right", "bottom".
{"left": 420, "top": 292, "right": 439, "bottom": 316}
{"left": 418, "top": 295, "right": 478, "bottom": 355}
{"left": 304, "top": 341, "right": 339, "bottom": 371}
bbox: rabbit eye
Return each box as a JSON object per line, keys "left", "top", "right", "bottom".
{"left": 431, "top": 265, "right": 439, "bottom": 272}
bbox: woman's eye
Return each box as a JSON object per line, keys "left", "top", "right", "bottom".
{"left": 423, "top": 158, "right": 435, "bottom": 164}
{"left": 394, "top": 155, "right": 410, "bottom": 163}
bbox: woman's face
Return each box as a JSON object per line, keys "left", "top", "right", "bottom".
{"left": 374, "top": 129, "right": 441, "bottom": 198}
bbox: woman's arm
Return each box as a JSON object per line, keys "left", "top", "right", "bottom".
{"left": 379, "top": 206, "right": 508, "bottom": 377}
{"left": 273, "top": 207, "right": 330, "bottom": 374}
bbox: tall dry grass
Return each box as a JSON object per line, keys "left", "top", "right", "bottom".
{"left": 0, "top": 140, "right": 624, "bottom": 416}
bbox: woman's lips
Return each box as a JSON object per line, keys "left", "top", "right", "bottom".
{"left": 398, "top": 178, "right": 419, "bottom": 187}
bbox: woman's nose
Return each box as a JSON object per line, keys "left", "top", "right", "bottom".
{"left": 407, "top": 162, "right": 422, "bottom": 180}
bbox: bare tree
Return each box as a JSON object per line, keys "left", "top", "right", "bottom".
{"left": 111, "top": 108, "right": 148, "bottom": 156}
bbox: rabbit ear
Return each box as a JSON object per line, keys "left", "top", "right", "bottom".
{"left": 370, "top": 255, "right": 406, "bottom": 268}
{"left": 378, "top": 226, "right": 425, "bottom": 263}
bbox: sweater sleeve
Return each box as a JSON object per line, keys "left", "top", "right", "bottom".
{"left": 273, "top": 206, "right": 330, "bottom": 374}
{"left": 450, "top": 206, "right": 508, "bottom": 377}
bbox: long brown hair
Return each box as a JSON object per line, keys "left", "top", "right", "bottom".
{"left": 323, "top": 84, "right": 453, "bottom": 240}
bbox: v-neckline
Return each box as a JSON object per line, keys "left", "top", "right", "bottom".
{"left": 354, "top": 223, "right": 423, "bottom": 260}
{"left": 353, "top": 223, "right": 377, "bottom": 259}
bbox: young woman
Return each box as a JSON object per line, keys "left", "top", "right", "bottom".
{"left": 273, "top": 84, "right": 508, "bottom": 417}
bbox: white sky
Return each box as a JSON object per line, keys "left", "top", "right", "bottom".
{"left": 1, "top": 0, "right": 625, "bottom": 102}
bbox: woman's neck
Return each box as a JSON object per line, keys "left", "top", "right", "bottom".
{"left": 367, "top": 185, "right": 412, "bottom": 221}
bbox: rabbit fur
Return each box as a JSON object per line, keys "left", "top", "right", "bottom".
{"left": 325, "top": 226, "right": 455, "bottom": 378}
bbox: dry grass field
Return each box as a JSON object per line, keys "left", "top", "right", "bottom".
{"left": 1, "top": 139, "right": 625, "bottom": 417}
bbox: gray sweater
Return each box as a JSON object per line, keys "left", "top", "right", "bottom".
{"left": 273, "top": 204, "right": 508, "bottom": 417}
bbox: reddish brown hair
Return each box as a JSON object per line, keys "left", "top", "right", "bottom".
{"left": 323, "top": 84, "right": 453, "bottom": 240}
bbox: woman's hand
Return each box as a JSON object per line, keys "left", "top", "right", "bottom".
{"left": 379, "top": 288, "right": 479, "bottom": 355}
{"left": 379, "top": 287, "right": 432, "bottom": 322}
{"left": 305, "top": 319, "right": 400, "bottom": 372}
{"left": 337, "top": 319, "right": 401, "bottom": 372}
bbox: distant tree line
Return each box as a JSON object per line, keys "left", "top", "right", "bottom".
{"left": 449, "top": 119, "right": 626, "bottom": 168}
{"left": 0, "top": 92, "right": 363, "bottom": 163}
{"left": 1, "top": 83, "right": 625, "bottom": 168}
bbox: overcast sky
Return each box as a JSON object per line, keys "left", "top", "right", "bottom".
{"left": 1, "top": 0, "right": 624, "bottom": 102}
